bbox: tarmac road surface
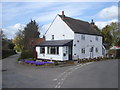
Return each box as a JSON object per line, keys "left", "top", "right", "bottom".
{"left": 2, "top": 54, "right": 118, "bottom": 88}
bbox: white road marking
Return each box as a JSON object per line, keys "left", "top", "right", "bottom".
{"left": 70, "top": 67, "right": 74, "bottom": 70}
{"left": 58, "top": 82, "right": 61, "bottom": 85}
{"left": 53, "top": 78, "right": 57, "bottom": 81}
{"left": 57, "top": 85, "right": 61, "bottom": 88}
{"left": 61, "top": 78, "right": 65, "bottom": 81}
{"left": 75, "top": 67, "right": 78, "bottom": 70}
{"left": 57, "top": 72, "right": 66, "bottom": 79}
{"left": 60, "top": 81, "right": 63, "bottom": 85}
{"left": 53, "top": 62, "right": 94, "bottom": 88}
{"left": 54, "top": 85, "right": 58, "bottom": 88}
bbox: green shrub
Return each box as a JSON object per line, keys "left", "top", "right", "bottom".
{"left": 19, "top": 50, "right": 34, "bottom": 59}
{"left": 54, "top": 60, "right": 59, "bottom": 65}
{"left": 116, "top": 49, "right": 120, "bottom": 59}
{"left": 17, "top": 57, "right": 21, "bottom": 61}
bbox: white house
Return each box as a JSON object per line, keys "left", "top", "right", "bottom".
{"left": 35, "top": 11, "right": 103, "bottom": 61}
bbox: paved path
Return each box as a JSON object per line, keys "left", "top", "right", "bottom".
{"left": 2, "top": 54, "right": 118, "bottom": 88}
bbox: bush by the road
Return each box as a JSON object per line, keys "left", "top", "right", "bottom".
{"left": 116, "top": 49, "right": 120, "bottom": 59}
{"left": 18, "top": 50, "right": 34, "bottom": 60}
{"left": 2, "top": 50, "right": 17, "bottom": 59}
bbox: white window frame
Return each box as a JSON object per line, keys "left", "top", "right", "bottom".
{"left": 40, "top": 46, "right": 45, "bottom": 54}
{"left": 47, "top": 46, "right": 59, "bottom": 55}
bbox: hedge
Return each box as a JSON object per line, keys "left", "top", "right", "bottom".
{"left": 18, "top": 50, "right": 34, "bottom": 60}
{"left": 2, "top": 50, "right": 17, "bottom": 59}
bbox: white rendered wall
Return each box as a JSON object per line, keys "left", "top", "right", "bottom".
{"left": 73, "top": 33, "right": 103, "bottom": 59}
{"left": 36, "top": 46, "right": 68, "bottom": 61}
{"left": 45, "top": 15, "right": 74, "bottom": 40}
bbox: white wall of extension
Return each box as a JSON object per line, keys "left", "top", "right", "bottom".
{"left": 45, "top": 15, "right": 74, "bottom": 41}
{"left": 36, "top": 46, "right": 69, "bottom": 61}
{"left": 73, "top": 33, "right": 103, "bottom": 60}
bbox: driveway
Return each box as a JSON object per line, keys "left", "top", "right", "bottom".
{"left": 2, "top": 54, "right": 118, "bottom": 88}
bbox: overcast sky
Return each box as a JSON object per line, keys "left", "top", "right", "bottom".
{"left": 1, "top": 1, "right": 118, "bottom": 39}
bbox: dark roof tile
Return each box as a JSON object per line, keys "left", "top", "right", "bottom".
{"left": 59, "top": 15, "right": 101, "bottom": 36}
{"left": 36, "top": 40, "right": 73, "bottom": 46}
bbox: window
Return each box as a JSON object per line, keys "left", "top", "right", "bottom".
{"left": 52, "top": 35, "right": 54, "bottom": 40}
{"left": 96, "top": 36, "right": 98, "bottom": 41}
{"left": 90, "top": 47, "right": 93, "bottom": 52}
{"left": 81, "top": 48, "right": 85, "bottom": 54}
{"left": 96, "top": 48, "right": 98, "bottom": 53}
{"left": 47, "top": 47, "right": 59, "bottom": 54}
{"left": 40, "top": 47, "right": 45, "bottom": 54}
{"left": 81, "top": 34, "right": 85, "bottom": 40}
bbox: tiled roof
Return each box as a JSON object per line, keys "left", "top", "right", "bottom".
{"left": 29, "top": 38, "right": 45, "bottom": 46}
{"left": 59, "top": 15, "right": 101, "bottom": 36}
{"left": 36, "top": 40, "right": 73, "bottom": 46}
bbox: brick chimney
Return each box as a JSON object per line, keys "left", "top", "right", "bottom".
{"left": 62, "top": 11, "right": 65, "bottom": 20}
{"left": 91, "top": 19, "right": 95, "bottom": 25}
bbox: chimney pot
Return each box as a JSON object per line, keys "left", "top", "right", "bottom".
{"left": 62, "top": 11, "right": 64, "bottom": 16}
{"left": 62, "top": 11, "right": 65, "bottom": 20}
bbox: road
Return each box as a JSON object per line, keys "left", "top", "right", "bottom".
{"left": 2, "top": 54, "right": 118, "bottom": 88}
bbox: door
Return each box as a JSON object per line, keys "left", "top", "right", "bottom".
{"left": 68, "top": 46, "right": 72, "bottom": 60}
{"left": 90, "top": 47, "right": 94, "bottom": 58}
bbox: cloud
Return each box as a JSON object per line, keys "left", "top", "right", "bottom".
{"left": 2, "top": 2, "right": 54, "bottom": 26}
{"left": 2, "top": 23, "right": 25, "bottom": 39}
{"left": 98, "top": 5, "right": 118, "bottom": 19}
{"left": 2, "top": 22, "right": 50, "bottom": 39}
{"left": 95, "top": 19, "right": 118, "bottom": 29}
{"left": 3, "top": 2, "right": 118, "bottom": 39}
{"left": 33, "top": 2, "right": 90, "bottom": 24}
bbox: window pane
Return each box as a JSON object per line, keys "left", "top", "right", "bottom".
{"left": 52, "top": 35, "right": 54, "bottom": 40}
{"left": 57, "top": 47, "right": 59, "bottom": 54}
{"left": 51, "top": 47, "right": 56, "bottom": 54}
{"left": 96, "top": 36, "right": 98, "bottom": 41}
{"left": 96, "top": 48, "right": 98, "bottom": 52}
{"left": 40, "top": 47, "right": 45, "bottom": 54}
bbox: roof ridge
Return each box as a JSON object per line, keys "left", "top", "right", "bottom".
{"left": 58, "top": 14, "right": 88, "bottom": 23}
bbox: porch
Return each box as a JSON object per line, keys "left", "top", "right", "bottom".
{"left": 35, "top": 40, "right": 73, "bottom": 61}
